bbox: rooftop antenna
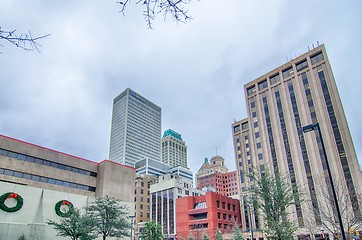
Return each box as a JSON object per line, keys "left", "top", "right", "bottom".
{"left": 308, "top": 45, "right": 310, "bottom": 51}
{"left": 317, "top": 41, "right": 320, "bottom": 46}
{"left": 312, "top": 43, "right": 315, "bottom": 49}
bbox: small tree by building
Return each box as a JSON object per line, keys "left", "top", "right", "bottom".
{"left": 47, "top": 208, "right": 97, "bottom": 240}
{"left": 232, "top": 225, "right": 244, "bottom": 240}
{"left": 250, "top": 171, "right": 300, "bottom": 240}
{"left": 86, "top": 196, "right": 130, "bottom": 240}
{"left": 215, "top": 229, "right": 223, "bottom": 240}
{"left": 140, "top": 221, "right": 163, "bottom": 240}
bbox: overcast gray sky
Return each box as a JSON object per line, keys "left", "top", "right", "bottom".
{"left": 1, "top": 0, "right": 362, "bottom": 176}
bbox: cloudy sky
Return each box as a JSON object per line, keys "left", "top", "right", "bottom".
{"left": 1, "top": 0, "right": 362, "bottom": 176}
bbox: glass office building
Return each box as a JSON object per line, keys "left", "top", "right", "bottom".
{"left": 109, "top": 88, "right": 162, "bottom": 167}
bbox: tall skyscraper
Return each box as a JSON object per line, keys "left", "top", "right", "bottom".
{"left": 161, "top": 129, "right": 187, "bottom": 167}
{"left": 232, "top": 45, "right": 362, "bottom": 237}
{"left": 109, "top": 88, "right": 162, "bottom": 167}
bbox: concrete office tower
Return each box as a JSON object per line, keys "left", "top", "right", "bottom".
{"left": 232, "top": 45, "right": 362, "bottom": 238}
{"left": 109, "top": 88, "right": 162, "bottom": 167}
{"left": 161, "top": 129, "right": 187, "bottom": 168}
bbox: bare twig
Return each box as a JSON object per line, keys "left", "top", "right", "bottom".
{"left": 0, "top": 27, "right": 50, "bottom": 53}
{"left": 116, "top": 0, "right": 192, "bottom": 28}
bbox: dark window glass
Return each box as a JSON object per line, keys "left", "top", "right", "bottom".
{"left": 50, "top": 162, "right": 58, "bottom": 168}
{"left": 32, "top": 175, "right": 40, "bottom": 181}
{"left": 17, "top": 154, "right": 27, "bottom": 160}
{"left": 282, "top": 67, "right": 294, "bottom": 79}
{"left": 310, "top": 52, "right": 324, "bottom": 64}
{"left": 233, "top": 125, "right": 240, "bottom": 133}
{"left": 25, "top": 156, "right": 35, "bottom": 163}
{"left": 23, "top": 173, "right": 32, "bottom": 179}
{"left": 34, "top": 158, "right": 43, "bottom": 165}
{"left": 48, "top": 178, "right": 56, "bottom": 184}
{"left": 0, "top": 149, "right": 9, "bottom": 156}
{"left": 4, "top": 169, "right": 13, "bottom": 176}
{"left": 40, "top": 177, "right": 48, "bottom": 183}
{"left": 255, "top": 132, "right": 260, "bottom": 138}
{"left": 242, "top": 122, "right": 248, "bottom": 130}
{"left": 43, "top": 160, "right": 51, "bottom": 166}
{"left": 254, "top": 122, "right": 258, "bottom": 128}
{"left": 14, "top": 171, "right": 23, "bottom": 178}
{"left": 296, "top": 59, "right": 308, "bottom": 72}
{"left": 247, "top": 86, "right": 256, "bottom": 96}
{"left": 270, "top": 73, "right": 280, "bottom": 84}
{"left": 8, "top": 152, "right": 17, "bottom": 158}
{"left": 0, "top": 168, "right": 4, "bottom": 174}
{"left": 258, "top": 80, "right": 268, "bottom": 90}
{"left": 252, "top": 112, "right": 257, "bottom": 118}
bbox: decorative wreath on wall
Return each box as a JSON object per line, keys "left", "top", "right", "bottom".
{"left": 55, "top": 200, "right": 73, "bottom": 217}
{"left": 0, "top": 192, "right": 24, "bottom": 212}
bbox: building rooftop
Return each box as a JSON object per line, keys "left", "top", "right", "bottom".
{"left": 162, "top": 129, "right": 183, "bottom": 141}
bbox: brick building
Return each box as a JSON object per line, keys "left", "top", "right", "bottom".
{"left": 196, "top": 156, "right": 239, "bottom": 197}
{"left": 176, "top": 191, "right": 241, "bottom": 240}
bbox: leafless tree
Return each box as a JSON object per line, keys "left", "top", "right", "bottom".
{"left": 0, "top": 27, "right": 49, "bottom": 53}
{"left": 307, "top": 177, "right": 362, "bottom": 239}
{"left": 117, "top": 0, "right": 192, "bottom": 28}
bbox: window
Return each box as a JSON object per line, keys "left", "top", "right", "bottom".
{"left": 255, "top": 132, "right": 260, "bottom": 138}
{"left": 242, "top": 122, "right": 248, "bottom": 130}
{"left": 258, "top": 80, "right": 268, "bottom": 90}
{"left": 247, "top": 86, "right": 256, "bottom": 96}
{"left": 252, "top": 112, "right": 257, "bottom": 118}
{"left": 258, "top": 153, "right": 263, "bottom": 160}
{"left": 296, "top": 59, "right": 308, "bottom": 71}
{"left": 282, "top": 67, "right": 294, "bottom": 79}
{"left": 233, "top": 125, "right": 240, "bottom": 133}
{"left": 270, "top": 73, "right": 280, "bottom": 85}
{"left": 222, "top": 202, "right": 225, "bottom": 209}
{"left": 253, "top": 122, "right": 258, "bottom": 128}
{"left": 256, "top": 142, "right": 261, "bottom": 149}
{"left": 216, "top": 200, "right": 220, "bottom": 208}
{"left": 310, "top": 52, "right": 324, "bottom": 64}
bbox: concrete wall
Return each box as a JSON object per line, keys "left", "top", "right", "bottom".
{"left": 0, "top": 181, "right": 134, "bottom": 240}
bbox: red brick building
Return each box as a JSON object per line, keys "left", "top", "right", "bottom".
{"left": 176, "top": 191, "right": 241, "bottom": 240}
{"left": 196, "top": 156, "right": 239, "bottom": 197}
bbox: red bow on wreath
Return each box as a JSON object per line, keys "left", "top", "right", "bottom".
{"left": 62, "top": 200, "right": 70, "bottom": 206}
{"left": 7, "top": 193, "right": 18, "bottom": 199}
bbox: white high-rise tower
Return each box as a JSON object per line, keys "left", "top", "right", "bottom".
{"left": 109, "top": 88, "right": 161, "bottom": 167}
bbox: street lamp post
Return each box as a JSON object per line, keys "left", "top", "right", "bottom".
{"left": 129, "top": 215, "right": 135, "bottom": 240}
{"left": 248, "top": 204, "right": 254, "bottom": 240}
{"left": 302, "top": 123, "right": 346, "bottom": 240}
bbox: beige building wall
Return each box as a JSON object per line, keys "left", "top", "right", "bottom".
{"left": 0, "top": 134, "right": 136, "bottom": 239}
{"left": 233, "top": 44, "right": 362, "bottom": 236}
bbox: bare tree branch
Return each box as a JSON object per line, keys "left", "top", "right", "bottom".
{"left": 0, "top": 27, "right": 50, "bottom": 54}
{"left": 116, "top": 0, "right": 192, "bottom": 28}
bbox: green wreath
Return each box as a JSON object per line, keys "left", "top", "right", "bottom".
{"left": 55, "top": 200, "right": 73, "bottom": 217}
{"left": 0, "top": 192, "right": 24, "bottom": 212}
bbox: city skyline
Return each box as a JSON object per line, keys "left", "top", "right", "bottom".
{"left": 1, "top": 0, "right": 362, "bottom": 176}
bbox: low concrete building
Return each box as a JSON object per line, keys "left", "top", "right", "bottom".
{"left": 0, "top": 134, "right": 135, "bottom": 240}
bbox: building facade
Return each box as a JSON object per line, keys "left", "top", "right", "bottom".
{"left": 150, "top": 174, "right": 204, "bottom": 240}
{"left": 196, "top": 156, "right": 239, "bottom": 197}
{"left": 232, "top": 45, "right": 362, "bottom": 237}
{"left": 176, "top": 191, "right": 241, "bottom": 240}
{"left": 134, "top": 174, "right": 157, "bottom": 237}
{"left": 161, "top": 129, "right": 187, "bottom": 168}
{"left": 0, "top": 134, "right": 135, "bottom": 240}
{"left": 109, "top": 88, "right": 162, "bottom": 167}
